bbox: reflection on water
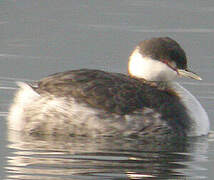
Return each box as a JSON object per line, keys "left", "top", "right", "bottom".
{"left": 0, "top": 0, "right": 213, "bottom": 178}
{"left": 6, "top": 130, "right": 208, "bottom": 179}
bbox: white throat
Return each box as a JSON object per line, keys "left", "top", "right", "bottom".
{"left": 170, "top": 82, "right": 210, "bottom": 136}
{"left": 128, "top": 48, "right": 178, "bottom": 81}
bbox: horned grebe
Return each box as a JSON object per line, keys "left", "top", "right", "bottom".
{"left": 8, "top": 37, "right": 209, "bottom": 137}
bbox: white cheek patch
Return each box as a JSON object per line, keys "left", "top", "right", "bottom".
{"left": 128, "top": 49, "right": 178, "bottom": 81}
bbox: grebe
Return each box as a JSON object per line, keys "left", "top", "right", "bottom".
{"left": 8, "top": 37, "right": 209, "bottom": 137}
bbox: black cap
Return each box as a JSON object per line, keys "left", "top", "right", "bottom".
{"left": 138, "top": 37, "right": 187, "bottom": 70}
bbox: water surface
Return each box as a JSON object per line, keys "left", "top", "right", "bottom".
{"left": 0, "top": 0, "right": 214, "bottom": 179}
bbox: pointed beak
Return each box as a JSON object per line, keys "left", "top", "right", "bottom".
{"left": 177, "top": 69, "right": 202, "bottom": 80}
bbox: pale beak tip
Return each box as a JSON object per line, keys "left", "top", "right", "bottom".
{"left": 197, "top": 77, "right": 202, "bottom": 81}
{"left": 177, "top": 69, "right": 202, "bottom": 81}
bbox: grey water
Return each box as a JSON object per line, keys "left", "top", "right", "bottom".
{"left": 0, "top": 0, "right": 214, "bottom": 179}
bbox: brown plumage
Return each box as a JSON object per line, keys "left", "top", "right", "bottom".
{"left": 31, "top": 69, "right": 191, "bottom": 135}
{"left": 8, "top": 37, "right": 209, "bottom": 137}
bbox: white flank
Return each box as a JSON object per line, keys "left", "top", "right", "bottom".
{"left": 8, "top": 82, "right": 40, "bottom": 131}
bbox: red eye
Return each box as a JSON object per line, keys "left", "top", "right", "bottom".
{"left": 161, "top": 59, "right": 179, "bottom": 75}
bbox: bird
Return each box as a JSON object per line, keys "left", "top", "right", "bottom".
{"left": 8, "top": 37, "right": 209, "bottom": 137}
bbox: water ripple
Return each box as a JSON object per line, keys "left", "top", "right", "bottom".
{"left": 87, "top": 24, "right": 214, "bottom": 33}
{"left": 5, "top": 131, "right": 209, "bottom": 179}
